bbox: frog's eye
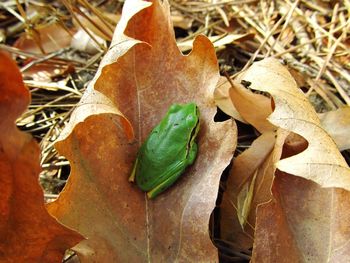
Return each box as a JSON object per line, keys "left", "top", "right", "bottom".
{"left": 169, "top": 104, "right": 181, "bottom": 113}
{"left": 186, "top": 114, "right": 196, "bottom": 126}
{"left": 186, "top": 114, "right": 193, "bottom": 120}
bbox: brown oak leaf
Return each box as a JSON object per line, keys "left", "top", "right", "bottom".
{"left": 0, "top": 51, "right": 82, "bottom": 262}
{"left": 47, "top": 0, "right": 236, "bottom": 262}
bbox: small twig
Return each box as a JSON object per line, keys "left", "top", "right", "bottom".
{"left": 20, "top": 48, "right": 70, "bottom": 72}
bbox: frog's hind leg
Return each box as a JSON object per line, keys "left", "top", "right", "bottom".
{"left": 147, "top": 167, "right": 186, "bottom": 199}
{"left": 147, "top": 143, "right": 198, "bottom": 199}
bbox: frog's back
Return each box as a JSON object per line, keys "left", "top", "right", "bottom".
{"left": 135, "top": 103, "right": 199, "bottom": 190}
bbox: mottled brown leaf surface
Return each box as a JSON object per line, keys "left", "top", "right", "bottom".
{"left": 253, "top": 172, "right": 350, "bottom": 262}
{"left": 0, "top": 51, "right": 82, "bottom": 262}
{"left": 47, "top": 0, "right": 236, "bottom": 262}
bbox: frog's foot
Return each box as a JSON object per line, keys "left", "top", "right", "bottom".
{"left": 129, "top": 158, "right": 138, "bottom": 182}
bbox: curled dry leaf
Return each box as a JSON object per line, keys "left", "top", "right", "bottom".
{"left": 238, "top": 58, "right": 350, "bottom": 190}
{"left": 214, "top": 75, "right": 274, "bottom": 133}
{"left": 217, "top": 64, "right": 350, "bottom": 148}
{"left": 214, "top": 76, "right": 246, "bottom": 122}
{"left": 0, "top": 51, "right": 82, "bottom": 262}
{"left": 47, "top": 0, "right": 236, "bottom": 262}
{"left": 216, "top": 65, "right": 349, "bottom": 145}
{"left": 220, "top": 130, "right": 287, "bottom": 250}
{"left": 231, "top": 59, "right": 350, "bottom": 262}
{"left": 229, "top": 77, "right": 274, "bottom": 133}
{"left": 222, "top": 59, "right": 350, "bottom": 257}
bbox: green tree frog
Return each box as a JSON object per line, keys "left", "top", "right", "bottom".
{"left": 129, "top": 103, "right": 200, "bottom": 199}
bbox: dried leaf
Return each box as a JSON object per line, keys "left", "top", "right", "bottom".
{"left": 220, "top": 131, "right": 282, "bottom": 250}
{"left": 238, "top": 58, "right": 350, "bottom": 190}
{"left": 235, "top": 59, "right": 350, "bottom": 262}
{"left": 0, "top": 51, "right": 82, "bottom": 262}
{"left": 14, "top": 23, "right": 73, "bottom": 54}
{"left": 252, "top": 171, "right": 350, "bottom": 262}
{"left": 214, "top": 75, "right": 274, "bottom": 132}
{"left": 14, "top": 22, "right": 75, "bottom": 82}
{"left": 237, "top": 170, "right": 257, "bottom": 228}
{"left": 230, "top": 76, "right": 275, "bottom": 133}
{"left": 214, "top": 77, "right": 246, "bottom": 122}
{"left": 319, "top": 107, "right": 350, "bottom": 151}
{"left": 48, "top": 0, "right": 236, "bottom": 262}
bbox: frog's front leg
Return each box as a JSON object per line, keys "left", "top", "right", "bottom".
{"left": 129, "top": 158, "right": 138, "bottom": 182}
